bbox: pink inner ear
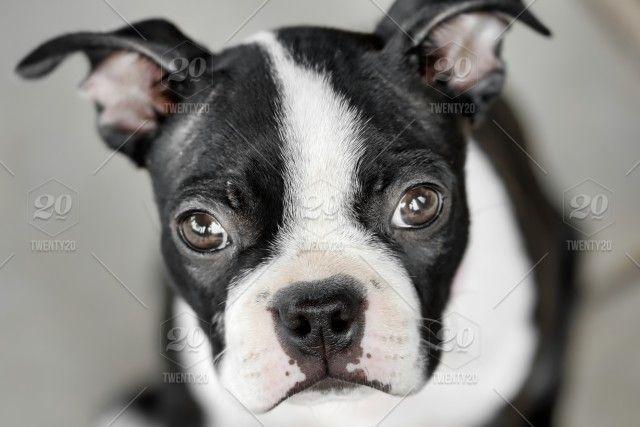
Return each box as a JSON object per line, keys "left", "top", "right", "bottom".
{"left": 80, "top": 51, "right": 173, "bottom": 134}
{"left": 426, "top": 12, "right": 508, "bottom": 93}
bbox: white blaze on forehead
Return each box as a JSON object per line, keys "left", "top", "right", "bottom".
{"left": 249, "top": 31, "right": 366, "bottom": 247}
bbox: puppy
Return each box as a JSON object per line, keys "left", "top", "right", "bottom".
{"left": 16, "top": 0, "right": 575, "bottom": 425}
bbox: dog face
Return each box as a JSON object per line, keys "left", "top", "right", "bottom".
{"left": 17, "top": 0, "right": 548, "bottom": 413}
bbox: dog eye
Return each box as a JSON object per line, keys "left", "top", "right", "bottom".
{"left": 178, "top": 212, "right": 230, "bottom": 252}
{"left": 391, "top": 186, "right": 442, "bottom": 228}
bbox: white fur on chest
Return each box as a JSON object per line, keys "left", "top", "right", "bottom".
{"left": 175, "top": 140, "right": 538, "bottom": 427}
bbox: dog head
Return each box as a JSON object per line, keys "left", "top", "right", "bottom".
{"left": 17, "top": 0, "right": 548, "bottom": 413}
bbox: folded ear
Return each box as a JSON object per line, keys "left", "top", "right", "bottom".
{"left": 16, "top": 19, "right": 213, "bottom": 166}
{"left": 375, "top": 0, "right": 550, "bottom": 120}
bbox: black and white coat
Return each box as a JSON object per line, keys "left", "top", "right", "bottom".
{"left": 17, "top": 1, "right": 575, "bottom": 426}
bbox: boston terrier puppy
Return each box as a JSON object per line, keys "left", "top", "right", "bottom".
{"left": 16, "top": 0, "right": 575, "bottom": 425}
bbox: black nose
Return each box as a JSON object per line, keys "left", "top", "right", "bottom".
{"left": 272, "top": 276, "right": 365, "bottom": 357}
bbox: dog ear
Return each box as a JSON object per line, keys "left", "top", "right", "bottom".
{"left": 16, "top": 19, "right": 214, "bottom": 166}
{"left": 375, "top": 0, "right": 550, "bottom": 120}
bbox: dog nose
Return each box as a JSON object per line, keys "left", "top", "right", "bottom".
{"left": 272, "top": 276, "right": 364, "bottom": 357}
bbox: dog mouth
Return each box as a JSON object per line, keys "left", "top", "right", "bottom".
{"left": 265, "top": 370, "right": 392, "bottom": 411}
{"left": 280, "top": 376, "right": 363, "bottom": 405}
{"left": 296, "top": 374, "right": 388, "bottom": 395}
{"left": 306, "top": 377, "right": 357, "bottom": 393}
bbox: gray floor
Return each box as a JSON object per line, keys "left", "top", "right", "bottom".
{"left": 0, "top": 1, "right": 639, "bottom": 426}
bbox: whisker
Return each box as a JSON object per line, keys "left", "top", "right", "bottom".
{"left": 416, "top": 317, "right": 444, "bottom": 327}
{"left": 419, "top": 338, "right": 443, "bottom": 351}
{"left": 212, "top": 347, "right": 229, "bottom": 367}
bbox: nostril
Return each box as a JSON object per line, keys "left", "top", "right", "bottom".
{"left": 290, "top": 314, "right": 312, "bottom": 338}
{"left": 280, "top": 308, "right": 314, "bottom": 338}
{"left": 330, "top": 309, "right": 352, "bottom": 334}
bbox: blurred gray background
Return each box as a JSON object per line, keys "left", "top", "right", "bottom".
{"left": 1, "top": 0, "right": 639, "bottom": 426}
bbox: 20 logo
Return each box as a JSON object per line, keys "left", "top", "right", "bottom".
{"left": 568, "top": 193, "right": 609, "bottom": 221}
{"left": 165, "top": 56, "right": 208, "bottom": 83}
{"left": 160, "top": 311, "right": 213, "bottom": 369}
{"left": 165, "top": 326, "right": 206, "bottom": 353}
{"left": 432, "top": 55, "right": 474, "bottom": 84}
{"left": 438, "top": 324, "right": 476, "bottom": 353}
{"left": 436, "top": 312, "right": 481, "bottom": 371}
{"left": 27, "top": 178, "right": 79, "bottom": 237}
{"left": 160, "top": 41, "right": 214, "bottom": 100}
{"left": 32, "top": 193, "right": 74, "bottom": 220}
{"left": 563, "top": 179, "right": 614, "bottom": 237}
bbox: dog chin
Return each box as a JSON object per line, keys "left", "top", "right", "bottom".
{"left": 253, "top": 377, "right": 404, "bottom": 413}
{"left": 286, "top": 378, "right": 376, "bottom": 405}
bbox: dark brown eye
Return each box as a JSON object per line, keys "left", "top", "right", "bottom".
{"left": 391, "top": 186, "right": 442, "bottom": 228}
{"left": 178, "top": 212, "right": 230, "bottom": 252}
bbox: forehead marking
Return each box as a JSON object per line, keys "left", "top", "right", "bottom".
{"left": 250, "top": 32, "right": 366, "bottom": 245}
